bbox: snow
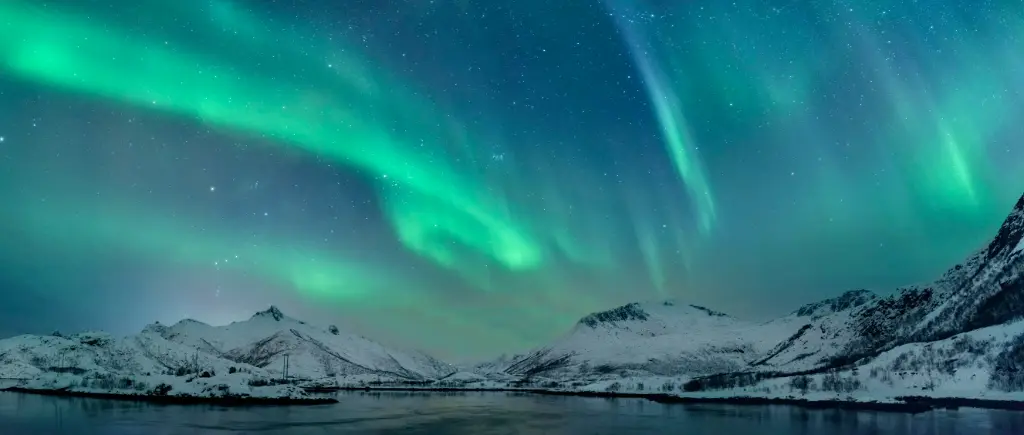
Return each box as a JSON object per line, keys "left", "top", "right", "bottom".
{"left": 0, "top": 306, "right": 452, "bottom": 402}
{"left": 438, "top": 321, "right": 1023, "bottom": 406}
{"left": 498, "top": 302, "right": 808, "bottom": 380}
{"left": 155, "top": 306, "right": 454, "bottom": 380}
{"left": 16, "top": 371, "right": 314, "bottom": 401}
{"left": 440, "top": 371, "right": 487, "bottom": 382}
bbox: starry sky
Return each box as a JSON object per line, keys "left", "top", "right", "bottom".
{"left": 1, "top": 0, "right": 1022, "bottom": 361}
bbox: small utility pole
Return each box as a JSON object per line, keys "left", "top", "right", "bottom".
{"left": 282, "top": 354, "right": 289, "bottom": 382}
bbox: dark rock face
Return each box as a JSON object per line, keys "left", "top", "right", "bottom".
{"left": 986, "top": 195, "right": 1024, "bottom": 262}
{"left": 689, "top": 305, "right": 729, "bottom": 317}
{"left": 831, "top": 193, "right": 1024, "bottom": 367}
{"left": 579, "top": 303, "right": 649, "bottom": 328}
{"left": 964, "top": 259, "right": 1024, "bottom": 331}
{"left": 794, "top": 290, "right": 877, "bottom": 318}
{"left": 254, "top": 306, "right": 285, "bottom": 321}
{"left": 504, "top": 349, "right": 574, "bottom": 376}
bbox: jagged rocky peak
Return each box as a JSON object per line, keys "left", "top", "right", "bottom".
{"left": 579, "top": 302, "right": 649, "bottom": 328}
{"left": 688, "top": 304, "right": 730, "bottom": 317}
{"left": 578, "top": 300, "right": 732, "bottom": 328}
{"left": 141, "top": 322, "right": 168, "bottom": 335}
{"left": 793, "top": 289, "right": 877, "bottom": 318}
{"left": 665, "top": 299, "right": 730, "bottom": 316}
{"left": 253, "top": 305, "right": 286, "bottom": 321}
{"left": 986, "top": 193, "right": 1024, "bottom": 260}
{"left": 73, "top": 331, "right": 113, "bottom": 347}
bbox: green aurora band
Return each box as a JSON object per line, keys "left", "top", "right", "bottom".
{"left": 0, "top": 0, "right": 693, "bottom": 352}
{"left": 0, "top": 0, "right": 582, "bottom": 276}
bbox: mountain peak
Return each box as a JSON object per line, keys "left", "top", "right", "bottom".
{"left": 141, "top": 322, "right": 168, "bottom": 335}
{"left": 253, "top": 305, "right": 285, "bottom": 321}
{"left": 578, "top": 303, "right": 648, "bottom": 328}
{"left": 985, "top": 193, "right": 1024, "bottom": 260}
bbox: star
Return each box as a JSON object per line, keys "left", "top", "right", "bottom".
{"left": 209, "top": 186, "right": 216, "bottom": 192}
{"left": 0, "top": 136, "right": 5, "bottom": 143}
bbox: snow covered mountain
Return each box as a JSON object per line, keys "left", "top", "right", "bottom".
{"left": 151, "top": 306, "right": 454, "bottom": 380}
{"left": 0, "top": 329, "right": 247, "bottom": 381}
{"left": 0, "top": 327, "right": 325, "bottom": 402}
{"left": 493, "top": 193, "right": 1024, "bottom": 388}
{"left": 750, "top": 289, "right": 879, "bottom": 372}
{"left": 759, "top": 193, "right": 1024, "bottom": 371}
{"left": 0, "top": 306, "right": 455, "bottom": 401}
{"left": 499, "top": 301, "right": 803, "bottom": 379}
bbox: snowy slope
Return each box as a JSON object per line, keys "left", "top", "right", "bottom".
{"left": 494, "top": 192, "right": 1024, "bottom": 395}
{"left": 751, "top": 290, "right": 878, "bottom": 371}
{"left": 671, "top": 319, "right": 1024, "bottom": 403}
{"left": 0, "top": 330, "right": 251, "bottom": 380}
{"left": 153, "top": 306, "right": 454, "bottom": 380}
{"left": 0, "top": 306, "right": 455, "bottom": 401}
{"left": 499, "top": 301, "right": 803, "bottom": 379}
{"left": 755, "top": 195, "right": 1023, "bottom": 373}
{"left": 815, "top": 193, "right": 1024, "bottom": 368}
{"left": 0, "top": 328, "right": 323, "bottom": 401}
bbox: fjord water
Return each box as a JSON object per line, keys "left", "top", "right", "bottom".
{"left": 1, "top": 391, "right": 1022, "bottom": 435}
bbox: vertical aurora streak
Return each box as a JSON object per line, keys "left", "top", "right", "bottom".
{"left": 605, "top": 0, "right": 717, "bottom": 234}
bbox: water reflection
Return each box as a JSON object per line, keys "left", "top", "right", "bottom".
{"left": 0, "top": 391, "right": 1022, "bottom": 434}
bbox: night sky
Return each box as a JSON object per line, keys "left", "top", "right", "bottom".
{"left": 1, "top": 0, "right": 1022, "bottom": 360}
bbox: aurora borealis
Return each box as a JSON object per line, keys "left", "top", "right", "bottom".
{"left": 1, "top": 0, "right": 1022, "bottom": 359}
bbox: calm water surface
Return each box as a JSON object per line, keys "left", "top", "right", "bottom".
{"left": 1, "top": 390, "right": 1023, "bottom": 434}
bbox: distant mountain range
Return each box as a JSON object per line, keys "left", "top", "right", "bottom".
{"left": 148, "top": 306, "right": 453, "bottom": 380}
{"left": 2, "top": 193, "right": 1022, "bottom": 405}
{"left": 0, "top": 304, "right": 453, "bottom": 402}
{"left": 480, "top": 192, "right": 1024, "bottom": 399}
{"left": 0, "top": 305, "right": 453, "bottom": 382}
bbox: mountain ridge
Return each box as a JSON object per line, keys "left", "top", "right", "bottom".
{"left": 488, "top": 192, "right": 1024, "bottom": 387}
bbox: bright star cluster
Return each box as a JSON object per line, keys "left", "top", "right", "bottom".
{"left": 0, "top": 0, "right": 1021, "bottom": 359}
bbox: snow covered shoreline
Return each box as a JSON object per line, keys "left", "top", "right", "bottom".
{"left": 5, "top": 380, "right": 1023, "bottom": 412}
{"left": 1, "top": 386, "right": 336, "bottom": 405}
{"left": 0, "top": 371, "right": 337, "bottom": 405}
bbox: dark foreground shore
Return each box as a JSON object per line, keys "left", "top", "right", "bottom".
{"left": 8, "top": 384, "right": 1024, "bottom": 412}
{"left": 313, "top": 386, "right": 1024, "bottom": 413}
